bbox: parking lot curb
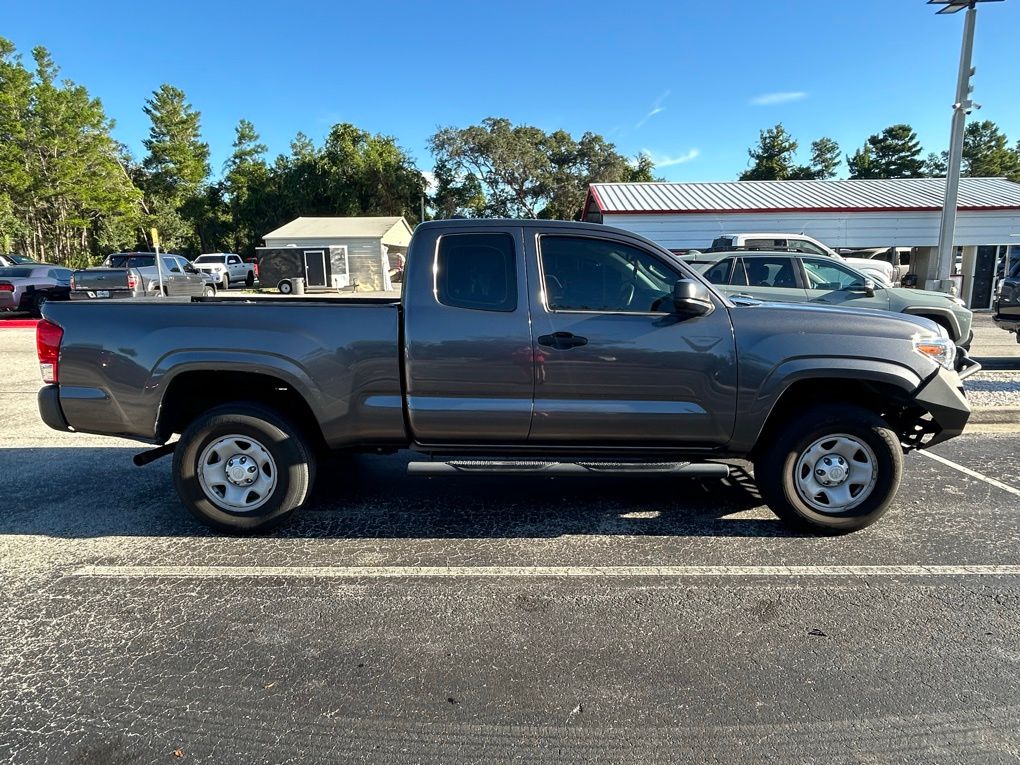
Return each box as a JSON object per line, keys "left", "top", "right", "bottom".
{"left": 970, "top": 407, "right": 1020, "bottom": 426}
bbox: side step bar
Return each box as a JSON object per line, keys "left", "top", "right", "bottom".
{"left": 407, "top": 460, "right": 730, "bottom": 478}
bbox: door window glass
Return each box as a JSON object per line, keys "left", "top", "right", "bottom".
{"left": 702, "top": 259, "right": 732, "bottom": 285}
{"left": 435, "top": 233, "right": 517, "bottom": 312}
{"left": 742, "top": 257, "right": 800, "bottom": 288}
{"left": 162, "top": 257, "right": 180, "bottom": 272}
{"left": 540, "top": 236, "right": 677, "bottom": 313}
{"left": 745, "top": 238, "right": 786, "bottom": 250}
{"left": 790, "top": 239, "right": 827, "bottom": 256}
{"left": 802, "top": 258, "right": 866, "bottom": 290}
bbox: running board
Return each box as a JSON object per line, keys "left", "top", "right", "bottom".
{"left": 407, "top": 460, "right": 730, "bottom": 477}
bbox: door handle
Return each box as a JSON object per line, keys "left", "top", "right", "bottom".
{"left": 538, "top": 332, "right": 588, "bottom": 350}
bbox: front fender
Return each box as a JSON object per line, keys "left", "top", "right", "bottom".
{"left": 729, "top": 357, "right": 926, "bottom": 454}
{"left": 902, "top": 306, "right": 961, "bottom": 341}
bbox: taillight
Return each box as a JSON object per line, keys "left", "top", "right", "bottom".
{"left": 36, "top": 319, "right": 63, "bottom": 384}
{"left": 127, "top": 272, "right": 137, "bottom": 290}
{"left": 0, "top": 282, "right": 13, "bottom": 292}
{"left": 69, "top": 273, "right": 76, "bottom": 290}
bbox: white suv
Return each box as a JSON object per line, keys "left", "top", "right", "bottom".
{"left": 193, "top": 253, "right": 255, "bottom": 289}
{"left": 709, "top": 233, "right": 896, "bottom": 286}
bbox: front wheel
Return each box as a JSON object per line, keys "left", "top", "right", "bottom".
{"left": 753, "top": 404, "right": 903, "bottom": 533}
{"left": 203, "top": 285, "right": 216, "bottom": 297}
{"left": 172, "top": 403, "right": 316, "bottom": 533}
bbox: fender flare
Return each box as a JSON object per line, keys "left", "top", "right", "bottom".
{"left": 901, "top": 306, "right": 961, "bottom": 341}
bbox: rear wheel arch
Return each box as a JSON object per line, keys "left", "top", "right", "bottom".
{"left": 156, "top": 369, "right": 327, "bottom": 453}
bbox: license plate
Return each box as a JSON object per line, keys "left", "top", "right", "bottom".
{"left": 96, "top": 290, "right": 110, "bottom": 298}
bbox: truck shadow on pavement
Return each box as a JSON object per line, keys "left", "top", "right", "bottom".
{"left": 0, "top": 447, "right": 809, "bottom": 539}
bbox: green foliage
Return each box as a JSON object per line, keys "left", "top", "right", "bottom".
{"left": 807, "top": 137, "right": 841, "bottom": 180}
{"left": 848, "top": 124, "right": 924, "bottom": 179}
{"left": 428, "top": 117, "right": 656, "bottom": 220}
{"left": 962, "top": 120, "right": 1020, "bottom": 181}
{"left": 0, "top": 38, "right": 142, "bottom": 264}
{"left": 739, "top": 124, "right": 798, "bottom": 180}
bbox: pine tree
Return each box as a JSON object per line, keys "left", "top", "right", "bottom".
{"left": 850, "top": 124, "right": 924, "bottom": 179}
{"left": 739, "top": 124, "right": 798, "bottom": 180}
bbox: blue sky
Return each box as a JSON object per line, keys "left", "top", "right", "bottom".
{"left": 5, "top": 0, "right": 1020, "bottom": 183}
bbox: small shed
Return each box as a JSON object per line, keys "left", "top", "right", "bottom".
{"left": 258, "top": 216, "right": 413, "bottom": 292}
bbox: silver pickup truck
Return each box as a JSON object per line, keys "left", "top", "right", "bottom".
{"left": 38, "top": 220, "right": 978, "bottom": 534}
{"left": 71, "top": 252, "right": 216, "bottom": 299}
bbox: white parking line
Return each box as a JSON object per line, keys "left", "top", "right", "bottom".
{"left": 68, "top": 564, "right": 1020, "bottom": 579}
{"left": 920, "top": 450, "right": 1020, "bottom": 497}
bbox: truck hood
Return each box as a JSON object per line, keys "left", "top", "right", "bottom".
{"left": 729, "top": 297, "right": 944, "bottom": 340}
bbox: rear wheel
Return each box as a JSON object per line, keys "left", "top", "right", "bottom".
{"left": 172, "top": 403, "right": 316, "bottom": 533}
{"left": 245, "top": 271, "right": 255, "bottom": 288}
{"left": 277, "top": 279, "right": 293, "bottom": 294}
{"left": 753, "top": 404, "right": 903, "bottom": 533}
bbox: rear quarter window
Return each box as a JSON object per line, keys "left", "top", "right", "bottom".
{"left": 435, "top": 233, "right": 517, "bottom": 312}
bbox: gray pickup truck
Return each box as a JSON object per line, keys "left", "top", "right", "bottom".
{"left": 37, "top": 220, "right": 977, "bottom": 534}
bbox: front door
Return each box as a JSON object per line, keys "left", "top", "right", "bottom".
{"left": 525, "top": 233, "right": 737, "bottom": 446}
{"left": 304, "top": 250, "right": 327, "bottom": 287}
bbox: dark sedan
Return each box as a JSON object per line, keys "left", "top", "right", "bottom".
{"left": 0, "top": 266, "right": 72, "bottom": 316}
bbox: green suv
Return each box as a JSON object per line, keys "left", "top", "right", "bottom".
{"left": 686, "top": 251, "right": 973, "bottom": 349}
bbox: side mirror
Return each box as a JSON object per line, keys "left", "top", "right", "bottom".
{"left": 672, "top": 279, "right": 714, "bottom": 317}
{"left": 864, "top": 278, "right": 876, "bottom": 297}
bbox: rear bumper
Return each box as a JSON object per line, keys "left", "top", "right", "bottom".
{"left": 38, "top": 385, "right": 72, "bottom": 432}
{"left": 992, "top": 314, "right": 1020, "bottom": 334}
{"left": 910, "top": 367, "right": 972, "bottom": 448}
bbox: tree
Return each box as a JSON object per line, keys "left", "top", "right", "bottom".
{"left": 808, "top": 137, "right": 841, "bottom": 179}
{"left": 428, "top": 117, "right": 654, "bottom": 219}
{"left": 923, "top": 151, "right": 948, "bottom": 178}
{"left": 849, "top": 124, "right": 924, "bottom": 179}
{"left": 962, "top": 120, "right": 1020, "bottom": 181}
{"left": 140, "top": 84, "right": 210, "bottom": 252}
{"left": 0, "top": 39, "right": 141, "bottom": 264}
{"left": 222, "top": 119, "right": 270, "bottom": 255}
{"left": 739, "top": 124, "right": 798, "bottom": 181}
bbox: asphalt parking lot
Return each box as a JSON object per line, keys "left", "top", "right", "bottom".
{"left": 2, "top": 325, "right": 1020, "bottom": 763}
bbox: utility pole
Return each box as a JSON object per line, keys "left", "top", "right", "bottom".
{"left": 929, "top": 0, "right": 1004, "bottom": 291}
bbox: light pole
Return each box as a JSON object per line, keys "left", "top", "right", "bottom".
{"left": 928, "top": 0, "right": 1004, "bottom": 293}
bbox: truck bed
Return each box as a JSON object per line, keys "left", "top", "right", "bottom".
{"left": 43, "top": 298, "right": 407, "bottom": 447}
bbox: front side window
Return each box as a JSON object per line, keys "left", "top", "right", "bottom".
{"left": 802, "top": 258, "right": 866, "bottom": 290}
{"left": 540, "top": 236, "right": 678, "bottom": 313}
{"left": 162, "top": 257, "right": 180, "bottom": 272}
{"left": 702, "top": 259, "right": 733, "bottom": 285}
{"left": 742, "top": 257, "right": 801, "bottom": 288}
{"left": 435, "top": 233, "right": 516, "bottom": 312}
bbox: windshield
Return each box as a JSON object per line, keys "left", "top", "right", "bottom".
{"left": 195, "top": 255, "right": 226, "bottom": 264}
{"left": 0, "top": 267, "right": 38, "bottom": 278}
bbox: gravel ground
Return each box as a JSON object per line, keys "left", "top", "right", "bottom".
{"left": 964, "top": 371, "right": 1020, "bottom": 409}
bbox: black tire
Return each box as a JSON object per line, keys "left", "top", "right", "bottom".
{"left": 245, "top": 271, "right": 255, "bottom": 288}
{"left": 203, "top": 285, "right": 216, "bottom": 297}
{"left": 32, "top": 292, "right": 48, "bottom": 317}
{"left": 172, "top": 403, "right": 316, "bottom": 533}
{"left": 753, "top": 403, "right": 903, "bottom": 534}
{"left": 222, "top": 275, "right": 230, "bottom": 290}
{"left": 277, "top": 279, "right": 293, "bottom": 294}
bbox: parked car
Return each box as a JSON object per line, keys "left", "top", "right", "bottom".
{"left": 0, "top": 266, "right": 72, "bottom": 316}
{"left": 38, "top": 220, "right": 975, "bottom": 536}
{"left": 686, "top": 250, "right": 974, "bottom": 350}
{"left": 71, "top": 252, "right": 215, "bottom": 300}
{"left": 993, "top": 258, "right": 1020, "bottom": 343}
{"left": 708, "top": 234, "right": 897, "bottom": 286}
{"left": 843, "top": 247, "right": 912, "bottom": 284}
{"left": 0, "top": 253, "right": 43, "bottom": 267}
{"left": 193, "top": 253, "right": 255, "bottom": 289}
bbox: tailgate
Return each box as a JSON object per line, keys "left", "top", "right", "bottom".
{"left": 72, "top": 269, "right": 131, "bottom": 291}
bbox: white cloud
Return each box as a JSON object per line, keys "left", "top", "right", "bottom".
{"left": 422, "top": 171, "right": 438, "bottom": 194}
{"left": 635, "top": 90, "right": 671, "bottom": 129}
{"left": 640, "top": 148, "right": 700, "bottom": 167}
{"left": 750, "top": 91, "right": 808, "bottom": 106}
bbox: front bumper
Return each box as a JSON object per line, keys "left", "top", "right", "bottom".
{"left": 992, "top": 313, "right": 1020, "bottom": 335}
{"left": 38, "top": 385, "right": 71, "bottom": 432}
{"left": 908, "top": 366, "right": 973, "bottom": 448}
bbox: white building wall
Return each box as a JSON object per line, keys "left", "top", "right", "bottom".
{"left": 602, "top": 210, "right": 1020, "bottom": 249}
